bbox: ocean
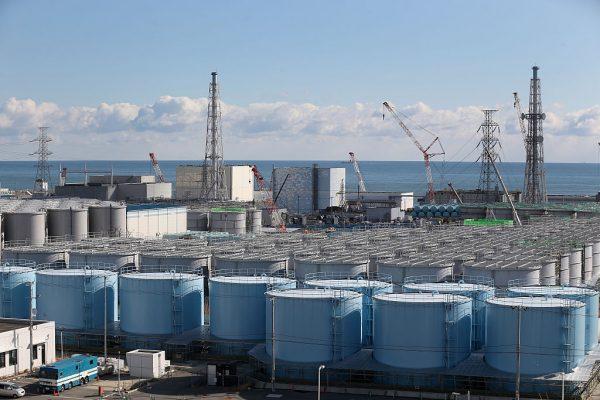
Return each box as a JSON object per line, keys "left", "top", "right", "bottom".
{"left": 1, "top": 160, "right": 599, "bottom": 196}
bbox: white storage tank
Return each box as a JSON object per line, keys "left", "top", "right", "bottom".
{"left": 209, "top": 274, "right": 295, "bottom": 340}
{"left": 4, "top": 211, "right": 46, "bottom": 246}
{"left": 47, "top": 207, "right": 89, "bottom": 242}
{"left": 485, "top": 297, "right": 586, "bottom": 375}
{"left": 373, "top": 293, "right": 472, "bottom": 369}
{"left": 293, "top": 256, "right": 369, "bottom": 281}
{"left": 140, "top": 251, "right": 211, "bottom": 275}
{"left": 377, "top": 259, "right": 453, "bottom": 286}
{"left": 213, "top": 253, "right": 288, "bottom": 275}
{"left": 266, "top": 288, "right": 362, "bottom": 363}
{"left": 1, "top": 246, "right": 69, "bottom": 267}
{"left": 120, "top": 272, "right": 204, "bottom": 335}
{"left": 36, "top": 268, "right": 118, "bottom": 330}
{"left": 69, "top": 249, "right": 138, "bottom": 270}
{"left": 569, "top": 248, "right": 583, "bottom": 286}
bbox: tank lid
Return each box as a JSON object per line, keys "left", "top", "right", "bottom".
{"left": 121, "top": 271, "right": 201, "bottom": 280}
{"left": 210, "top": 275, "right": 294, "bottom": 284}
{"left": 373, "top": 292, "right": 471, "bottom": 304}
{"left": 487, "top": 296, "right": 585, "bottom": 308}
{"left": 508, "top": 285, "right": 598, "bottom": 296}
{"left": 0, "top": 266, "right": 35, "bottom": 273}
{"left": 266, "top": 288, "right": 361, "bottom": 300}
{"left": 36, "top": 268, "right": 116, "bottom": 277}
{"left": 403, "top": 282, "right": 493, "bottom": 292}
{"left": 304, "top": 279, "right": 392, "bottom": 289}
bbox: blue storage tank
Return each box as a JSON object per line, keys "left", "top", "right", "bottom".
{"left": 373, "top": 293, "right": 472, "bottom": 369}
{"left": 0, "top": 264, "right": 36, "bottom": 319}
{"left": 507, "top": 286, "right": 599, "bottom": 352}
{"left": 36, "top": 268, "right": 118, "bottom": 330}
{"left": 266, "top": 288, "right": 362, "bottom": 363}
{"left": 485, "top": 297, "right": 586, "bottom": 375}
{"left": 120, "top": 272, "right": 204, "bottom": 335}
{"left": 209, "top": 275, "right": 295, "bottom": 340}
{"left": 303, "top": 275, "right": 393, "bottom": 346}
{"left": 403, "top": 280, "right": 494, "bottom": 350}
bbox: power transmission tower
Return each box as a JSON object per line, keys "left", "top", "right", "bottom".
{"left": 31, "top": 126, "right": 52, "bottom": 194}
{"left": 200, "top": 72, "right": 227, "bottom": 201}
{"left": 522, "top": 66, "right": 547, "bottom": 204}
{"left": 477, "top": 110, "right": 501, "bottom": 203}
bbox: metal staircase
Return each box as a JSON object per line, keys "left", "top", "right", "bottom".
{"left": 171, "top": 278, "right": 183, "bottom": 335}
{"left": 331, "top": 296, "right": 344, "bottom": 361}
{"left": 82, "top": 274, "right": 94, "bottom": 329}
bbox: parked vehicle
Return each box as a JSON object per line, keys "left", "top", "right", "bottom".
{"left": 0, "top": 382, "right": 25, "bottom": 398}
{"left": 38, "top": 354, "right": 98, "bottom": 393}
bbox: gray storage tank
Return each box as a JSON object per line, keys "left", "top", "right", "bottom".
{"left": 373, "top": 293, "right": 472, "bottom": 369}
{"left": 4, "top": 211, "right": 46, "bottom": 246}
{"left": 213, "top": 253, "right": 288, "bottom": 275}
{"left": 36, "top": 268, "right": 118, "bottom": 330}
{"left": 1, "top": 246, "right": 69, "bottom": 267}
{"left": 210, "top": 209, "right": 246, "bottom": 235}
{"left": 88, "top": 204, "right": 126, "bottom": 237}
{"left": 120, "top": 271, "right": 204, "bottom": 335}
{"left": 0, "top": 262, "right": 36, "bottom": 319}
{"left": 266, "top": 288, "right": 362, "bottom": 363}
{"left": 209, "top": 274, "right": 295, "bottom": 340}
{"left": 47, "top": 207, "right": 88, "bottom": 242}
{"left": 293, "top": 256, "right": 369, "bottom": 281}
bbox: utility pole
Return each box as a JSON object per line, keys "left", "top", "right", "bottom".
{"left": 31, "top": 126, "right": 53, "bottom": 194}
{"left": 476, "top": 110, "right": 501, "bottom": 203}
{"left": 200, "top": 72, "right": 227, "bottom": 201}
{"left": 522, "top": 66, "right": 548, "bottom": 204}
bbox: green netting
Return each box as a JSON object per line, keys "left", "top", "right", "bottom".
{"left": 463, "top": 218, "right": 514, "bottom": 227}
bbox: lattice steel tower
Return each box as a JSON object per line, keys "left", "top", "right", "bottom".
{"left": 31, "top": 126, "right": 52, "bottom": 194}
{"left": 477, "top": 110, "right": 501, "bottom": 202}
{"left": 200, "top": 72, "right": 227, "bottom": 201}
{"left": 522, "top": 66, "right": 547, "bottom": 204}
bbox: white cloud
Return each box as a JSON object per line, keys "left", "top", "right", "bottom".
{"left": 0, "top": 96, "right": 598, "bottom": 162}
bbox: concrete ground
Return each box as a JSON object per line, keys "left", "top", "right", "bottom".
{"left": 5, "top": 370, "right": 390, "bottom": 400}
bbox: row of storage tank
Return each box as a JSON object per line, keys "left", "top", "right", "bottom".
{"left": 1, "top": 203, "right": 127, "bottom": 245}
{"left": 1, "top": 261, "right": 598, "bottom": 376}
{"left": 412, "top": 204, "right": 461, "bottom": 219}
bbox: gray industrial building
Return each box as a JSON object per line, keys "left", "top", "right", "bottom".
{"left": 55, "top": 175, "right": 172, "bottom": 202}
{"left": 272, "top": 165, "right": 345, "bottom": 214}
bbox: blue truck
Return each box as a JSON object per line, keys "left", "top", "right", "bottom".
{"left": 38, "top": 354, "right": 98, "bottom": 393}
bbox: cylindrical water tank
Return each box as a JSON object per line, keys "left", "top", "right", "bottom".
{"left": 293, "top": 258, "right": 368, "bottom": 281}
{"left": 373, "top": 293, "right": 472, "bottom": 369}
{"left": 47, "top": 208, "right": 89, "bottom": 242}
{"left": 187, "top": 210, "right": 209, "bottom": 231}
{"left": 403, "top": 281, "right": 494, "bottom": 350}
{"left": 540, "top": 258, "right": 557, "bottom": 286}
{"left": 592, "top": 241, "right": 600, "bottom": 282}
{"left": 246, "top": 209, "right": 262, "bottom": 234}
{"left": 0, "top": 264, "right": 36, "bottom": 319}
{"left": 560, "top": 253, "right": 570, "bottom": 285}
{"left": 377, "top": 259, "right": 453, "bottom": 286}
{"left": 453, "top": 254, "right": 476, "bottom": 277}
{"left": 209, "top": 275, "right": 295, "bottom": 340}
{"left": 88, "top": 204, "right": 126, "bottom": 237}
{"left": 507, "top": 286, "right": 599, "bottom": 352}
{"left": 140, "top": 252, "right": 211, "bottom": 275}
{"left": 120, "top": 272, "right": 204, "bottom": 335}
{"left": 68, "top": 250, "right": 138, "bottom": 270}
{"left": 569, "top": 248, "right": 583, "bottom": 286}
{"left": 584, "top": 244, "right": 593, "bottom": 284}
{"left": 36, "top": 269, "right": 118, "bottom": 330}
{"left": 210, "top": 209, "right": 246, "bottom": 235}
{"left": 213, "top": 254, "right": 288, "bottom": 275}
{"left": 1, "top": 247, "right": 68, "bottom": 266}
{"left": 304, "top": 276, "right": 393, "bottom": 346}
{"left": 4, "top": 212, "right": 46, "bottom": 246}
{"left": 266, "top": 288, "right": 362, "bottom": 363}
{"left": 485, "top": 297, "right": 585, "bottom": 375}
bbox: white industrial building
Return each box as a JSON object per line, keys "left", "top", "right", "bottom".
{"left": 126, "top": 349, "right": 169, "bottom": 379}
{"left": 0, "top": 319, "right": 56, "bottom": 378}
{"left": 272, "top": 165, "right": 346, "bottom": 214}
{"left": 126, "top": 205, "right": 187, "bottom": 238}
{"left": 175, "top": 165, "right": 254, "bottom": 202}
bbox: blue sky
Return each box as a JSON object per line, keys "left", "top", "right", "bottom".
{"left": 0, "top": 0, "right": 599, "bottom": 161}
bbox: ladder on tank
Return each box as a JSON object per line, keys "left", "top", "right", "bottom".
{"left": 331, "top": 295, "right": 344, "bottom": 362}
{"left": 0, "top": 274, "right": 12, "bottom": 318}
{"left": 444, "top": 301, "right": 458, "bottom": 368}
{"left": 82, "top": 273, "right": 94, "bottom": 330}
{"left": 171, "top": 278, "right": 183, "bottom": 335}
{"left": 561, "top": 305, "right": 574, "bottom": 372}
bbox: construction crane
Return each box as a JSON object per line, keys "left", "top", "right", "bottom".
{"left": 348, "top": 152, "right": 367, "bottom": 193}
{"left": 512, "top": 92, "right": 528, "bottom": 146}
{"left": 484, "top": 147, "right": 522, "bottom": 226}
{"left": 251, "top": 165, "right": 286, "bottom": 233}
{"left": 447, "top": 182, "right": 463, "bottom": 204}
{"left": 382, "top": 101, "right": 445, "bottom": 203}
{"left": 149, "top": 152, "right": 166, "bottom": 183}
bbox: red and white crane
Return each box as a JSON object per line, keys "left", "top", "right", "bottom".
{"left": 149, "top": 152, "right": 166, "bottom": 183}
{"left": 382, "top": 101, "right": 445, "bottom": 203}
{"left": 512, "top": 92, "right": 528, "bottom": 147}
{"left": 251, "top": 165, "right": 286, "bottom": 233}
